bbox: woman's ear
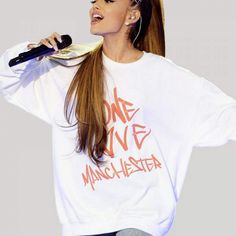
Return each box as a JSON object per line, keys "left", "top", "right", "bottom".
{"left": 125, "top": 9, "right": 141, "bottom": 25}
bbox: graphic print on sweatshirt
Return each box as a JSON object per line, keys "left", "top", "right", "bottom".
{"left": 52, "top": 85, "right": 176, "bottom": 224}
{"left": 81, "top": 86, "right": 167, "bottom": 191}
{"left": 53, "top": 86, "right": 175, "bottom": 198}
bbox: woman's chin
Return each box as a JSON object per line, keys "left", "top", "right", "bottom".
{"left": 90, "top": 29, "right": 104, "bottom": 36}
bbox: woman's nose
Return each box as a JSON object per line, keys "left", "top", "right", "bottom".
{"left": 92, "top": 0, "right": 102, "bottom": 8}
{"left": 93, "top": 4, "right": 99, "bottom": 9}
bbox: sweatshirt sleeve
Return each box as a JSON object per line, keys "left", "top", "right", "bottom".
{"left": 0, "top": 41, "right": 60, "bottom": 125}
{"left": 190, "top": 77, "right": 236, "bottom": 147}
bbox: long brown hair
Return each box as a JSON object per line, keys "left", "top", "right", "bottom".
{"left": 62, "top": 0, "right": 165, "bottom": 166}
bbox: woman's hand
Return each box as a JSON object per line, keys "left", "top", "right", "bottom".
{"left": 27, "top": 32, "right": 62, "bottom": 61}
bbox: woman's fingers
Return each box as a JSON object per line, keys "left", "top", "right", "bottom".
{"left": 27, "top": 43, "right": 40, "bottom": 50}
{"left": 39, "top": 38, "right": 54, "bottom": 49}
{"left": 52, "top": 32, "right": 62, "bottom": 43}
{"left": 26, "top": 32, "right": 63, "bottom": 61}
{"left": 40, "top": 32, "right": 62, "bottom": 51}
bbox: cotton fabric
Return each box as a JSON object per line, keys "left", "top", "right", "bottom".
{"left": 1, "top": 41, "right": 236, "bottom": 236}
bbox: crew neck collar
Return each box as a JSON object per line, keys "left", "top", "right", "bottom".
{"left": 102, "top": 50, "right": 147, "bottom": 67}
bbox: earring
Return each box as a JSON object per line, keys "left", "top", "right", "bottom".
{"left": 125, "top": 16, "right": 135, "bottom": 26}
{"left": 129, "top": 16, "right": 135, "bottom": 20}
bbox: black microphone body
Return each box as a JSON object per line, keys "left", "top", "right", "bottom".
{"left": 9, "top": 34, "right": 72, "bottom": 67}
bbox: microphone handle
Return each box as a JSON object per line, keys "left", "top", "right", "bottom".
{"left": 8, "top": 46, "right": 54, "bottom": 67}
{"left": 9, "top": 34, "right": 72, "bottom": 67}
{"left": 18, "top": 44, "right": 55, "bottom": 60}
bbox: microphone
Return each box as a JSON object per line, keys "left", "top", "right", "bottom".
{"left": 9, "top": 34, "right": 72, "bottom": 67}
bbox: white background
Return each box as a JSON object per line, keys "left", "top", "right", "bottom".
{"left": 0, "top": 0, "right": 235, "bottom": 235}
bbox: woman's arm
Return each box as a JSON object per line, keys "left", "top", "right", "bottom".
{"left": 190, "top": 77, "right": 236, "bottom": 147}
{"left": 0, "top": 41, "right": 64, "bottom": 125}
{"left": 0, "top": 41, "right": 42, "bottom": 94}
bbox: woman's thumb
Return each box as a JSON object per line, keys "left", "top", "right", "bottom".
{"left": 26, "top": 43, "right": 44, "bottom": 61}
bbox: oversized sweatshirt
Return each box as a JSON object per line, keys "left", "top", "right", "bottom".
{"left": 0, "top": 41, "right": 236, "bottom": 236}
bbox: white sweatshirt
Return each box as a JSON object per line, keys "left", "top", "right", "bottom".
{"left": 0, "top": 41, "right": 236, "bottom": 236}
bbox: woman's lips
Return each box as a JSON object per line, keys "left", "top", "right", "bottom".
{"left": 91, "top": 19, "right": 103, "bottom": 24}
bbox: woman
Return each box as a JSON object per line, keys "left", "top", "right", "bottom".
{"left": 0, "top": 0, "right": 235, "bottom": 236}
